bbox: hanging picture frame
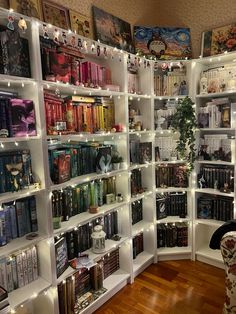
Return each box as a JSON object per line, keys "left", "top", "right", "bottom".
{"left": 201, "top": 24, "right": 236, "bottom": 57}
{"left": 69, "top": 10, "right": 92, "bottom": 38}
{"left": 134, "top": 26, "right": 192, "bottom": 60}
{"left": 41, "top": 0, "right": 70, "bottom": 30}
{"left": 92, "top": 6, "right": 134, "bottom": 53}
{"left": 9, "top": 0, "right": 43, "bottom": 20}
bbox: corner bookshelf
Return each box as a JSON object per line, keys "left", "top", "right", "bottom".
{"left": 0, "top": 5, "right": 235, "bottom": 314}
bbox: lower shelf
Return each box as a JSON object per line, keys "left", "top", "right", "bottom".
{"left": 80, "top": 269, "right": 130, "bottom": 314}
{"left": 195, "top": 247, "right": 224, "bottom": 269}
{"left": 9, "top": 277, "right": 51, "bottom": 309}
{"left": 133, "top": 251, "right": 154, "bottom": 277}
{"left": 157, "top": 246, "right": 192, "bottom": 261}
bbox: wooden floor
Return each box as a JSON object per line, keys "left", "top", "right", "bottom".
{"left": 95, "top": 260, "right": 225, "bottom": 314}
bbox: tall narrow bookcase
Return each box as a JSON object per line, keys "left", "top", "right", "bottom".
{"left": 0, "top": 6, "right": 234, "bottom": 314}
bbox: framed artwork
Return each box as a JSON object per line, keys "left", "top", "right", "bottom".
{"left": 42, "top": 0, "right": 70, "bottom": 30}
{"left": 201, "top": 24, "right": 236, "bottom": 57}
{"left": 9, "top": 0, "right": 43, "bottom": 20}
{"left": 69, "top": 10, "right": 92, "bottom": 38}
{"left": 92, "top": 6, "right": 134, "bottom": 53}
{"left": 134, "top": 26, "right": 192, "bottom": 60}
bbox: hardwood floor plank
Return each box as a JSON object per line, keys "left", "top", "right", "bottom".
{"left": 95, "top": 260, "right": 225, "bottom": 314}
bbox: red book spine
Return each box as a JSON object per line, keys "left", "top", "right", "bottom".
{"left": 45, "top": 100, "right": 52, "bottom": 132}
{"left": 73, "top": 105, "right": 78, "bottom": 131}
{"left": 51, "top": 102, "right": 57, "bottom": 127}
{"left": 87, "top": 105, "right": 92, "bottom": 133}
{"left": 91, "top": 105, "right": 97, "bottom": 132}
{"left": 66, "top": 100, "right": 74, "bottom": 131}
{"left": 76, "top": 105, "right": 83, "bottom": 132}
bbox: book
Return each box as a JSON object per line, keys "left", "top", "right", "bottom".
{"left": 95, "top": 146, "right": 112, "bottom": 174}
{"left": 55, "top": 236, "right": 68, "bottom": 278}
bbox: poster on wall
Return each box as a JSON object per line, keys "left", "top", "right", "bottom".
{"left": 42, "top": 0, "right": 70, "bottom": 30}
{"left": 69, "top": 10, "right": 92, "bottom": 38}
{"left": 9, "top": 0, "right": 43, "bottom": 19}
{"left": 201, "top": 24, "right": 236, "bottom": 57}
{"left": 92, "top": 6, "right": 134, "bottom": 53}
{"left": 134, "top": 26, "right": 192, "bottom": 60}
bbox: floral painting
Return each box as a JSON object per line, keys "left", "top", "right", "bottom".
{"left": 42, "top": 0, "right": 70, "bottom": 30}
{"left": 69, "top": 10, "right": 92, "bottom": 38}
{"left": 92, "top": 6, "right": 134, "bottom": 53}
{"left": 202, "top": 24, "right": 236, "bottom": 57}
{"left": 9, "top": 0, "right": 42, "bottom": 20}
{"left": 134, "top": 26, "right": 192, "bottom": 60}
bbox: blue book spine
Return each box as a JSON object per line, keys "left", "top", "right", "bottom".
{"left": 0, "top": 211, "right": 7, "bottom": 246}
{"left": 15, "top": 201, "right": 25, "bottom": 237}
{"left": 4, "top": 207, "right": 12, "bottom": 243}
{"left": 23, "top": 198, "right": 31, "bottom": 234}
{"left": 8, "top": 205, "right": 17, "bottom": 239}
{"left": 28, "top": 196, "right": 38, "bottom": 232}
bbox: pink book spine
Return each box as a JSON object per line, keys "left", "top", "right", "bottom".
{"left": 82, "top": 62, "right": 88, "bottom": 85}
{"left": 91, "top": 62, "right": 97, "bottom": 87}
{"left": 97, "top": 65, "right": 103, "bottom": 87}
{"left": 79, "top": 61, "right": 83, "bottom": 85}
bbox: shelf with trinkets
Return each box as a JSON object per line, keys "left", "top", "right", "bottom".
{"left": 192, "top": 51, "right": 236, "bottom": 269}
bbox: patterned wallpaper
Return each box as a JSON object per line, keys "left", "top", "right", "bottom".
{"left": 1, "top": 0, "right": 236, "bottom": 57}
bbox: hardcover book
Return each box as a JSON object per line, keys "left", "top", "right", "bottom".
{"left": 95, "top": 146, "right": 112, "bottom": 174}
{"left": 55, "top": 236, "right": 68, "bottom": 278}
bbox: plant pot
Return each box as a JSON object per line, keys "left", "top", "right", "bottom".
{"left": 112, "top": 163, "right": 120, "bottom": 170}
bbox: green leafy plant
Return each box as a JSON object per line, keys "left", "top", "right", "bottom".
{"left": 171, "top": 96, "right": 197, "bottom": 174}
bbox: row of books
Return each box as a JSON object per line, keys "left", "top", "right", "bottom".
{"left": 155, "top": 136, "right": 177, "bottom": 161}
{"left": 200, "top": 64, "right": 236, "bottom": 94}
{"left": 198, "top": 134, "right": 232, "bottom": 162}
{"left": 155, "top": 164, "right": 188, "bottom": 188}
{"left": 154, "top": 66, "right": 187, "bottom": 96}
{"left": 58, "top": 265, "right": 104, "bottom": 314}
{"left": 44, "top": 93, "right": 115, "bottom": 135}
{"left": 131, "top": 169, "right": 145, "bottom": 196}
{"left": 0, "top": 246, "right": 38, "bottom": 293}
{"left": 48, "top": 142, "right": 113, "bottom": 184}
{"left": 0, "top": 93, "right": 36, "bottom": 138}
{"left": 55, "top": 214, "right": 119, "bottom": 275}
{"left": 157, "top": 222, "right": 188, "bottom": 248}
{"left": 197, "top": 99, "right": 232, "bottom": 128}
{"left": 40, "top": 37, "right": 116, "bottom": 90}
{"left": 156, "top": 192, "right": 187, "bottom": 220}
{"left": 197, "top": 195, "right": 233, "bottom": 221}
{"left": 198, "top": 165, "right": 234, "bottom": 191}
{"left": 0, "top": 149, "right": 34, "bottom": 193}
{"left": 0, "top": 196, "right": 37, "bottom": 246}
{"left": 52, "top": 177, "right": 116, "bottom": 222}
{"left": 131, "top": 199, "right": 143, "bottom": 225}
{"left": 98, "top": 248, "right": 120, "bottom": 280}
{"left": 130, "top": 141, "right": 152, "bottom": 164}
{"left": 133, "top": 233, "right": 144, "bottom": 259}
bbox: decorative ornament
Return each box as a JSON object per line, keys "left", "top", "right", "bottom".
{"left": 154, "top": 61, "right": 159, "bottom": 70}
{"left": 144, "top": 59, "right": 147, "bottom": 68}
{"left": 78, "top": 38, "right": 82, "bottom": 49}
{"left": 91, "top": 225, "right": 106, "bottom": 254}
{"left": 70, "top": 36, "right": 76, "bottom": 47}
{"left": 7, "top": 13, "right": 14, "bottom": 31}
{"left": 127, "top": 54, "right": 131, "bottom": 65}
{"left": 62, "top": 31, "right": 67, "bottom": 45}
{"left": 161, "top": 63, "right": 168, "bottom": 71}
{"left": 55, "top": 88, "right": 60, "bottom": 97}
{"left": 97, "top": 45, "right": 100, "bottom": 56}
{"left": 18, "top": 17, "right": 27, "bottom": 33}
{"left": 147, "top": 61, "right": 150, "bottom": 67}
{"left": 103, "top": 47, "right": 107, "bottom": 57}
{"left": 53, "top": 29, "right": 60, "bottom": 43}
{"left": 83, "top": 40, "right": 87, "bottom": 50}
{"left": 43, "top": 24, "right": 49, "bottom": 39}
{"left": 91, "top": 42, "right": 95, "bottom": 52}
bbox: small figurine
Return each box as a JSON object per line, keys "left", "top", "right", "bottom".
{"left": 7, "top": 13, "right": 14, "bottom": 31}
{"left": 43, "top": 24, "right": 49, "bottom": 39}
{"left": 18, "top": 17, "right": 27, "bottom": 32}
{"left": 53, "top": 29, "right": 60, "bottom": 43}
{"left": 62, "top": 31, "right": 67, "bottom": 45}
{"left": 172, "top": 82, "right": 179, "bottom": 96}
{"left": 198, "top": 175, "right": 206, "bottom": 189}
{"left": 70, "top": 35, "right": 76, "bottom": 47}
{"left": 200, "top": 75, "right": 208, "bottom": 94}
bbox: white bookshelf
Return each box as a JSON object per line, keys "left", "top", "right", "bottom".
{"left": 0, "top": 6, "right": 234, "bottom": 314}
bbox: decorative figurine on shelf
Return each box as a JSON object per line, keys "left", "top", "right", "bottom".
{"left": 200, "top": 75, "right": 208, "bottom": 94}
{"left": 172, "top": 82, "right": 179, "bottom": 96}
{"left": 91, "top": 225, "right": 106, "bottom": 254}
{"left": 18, "top": 17, "right": 27, "bottom": 33}
{"left": 156, "top": 116, "right": 165, "bottom": 130}
{"left": 179, "top": 80, "right": 188, "bottom": 95}
{"left": 7, "top": 13, "right": 14, "bottom": 31}
{"left": 220, "top": 182, "right": 231, "bottom": 193}
{"left": 43, "top": 24, "right": 49, "bottom": 39}
{"left": 198, "top": 175, "right": 206, "bottom": 189}
{"left": 6, "top": 162, "right": 23, "bottom": 192}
